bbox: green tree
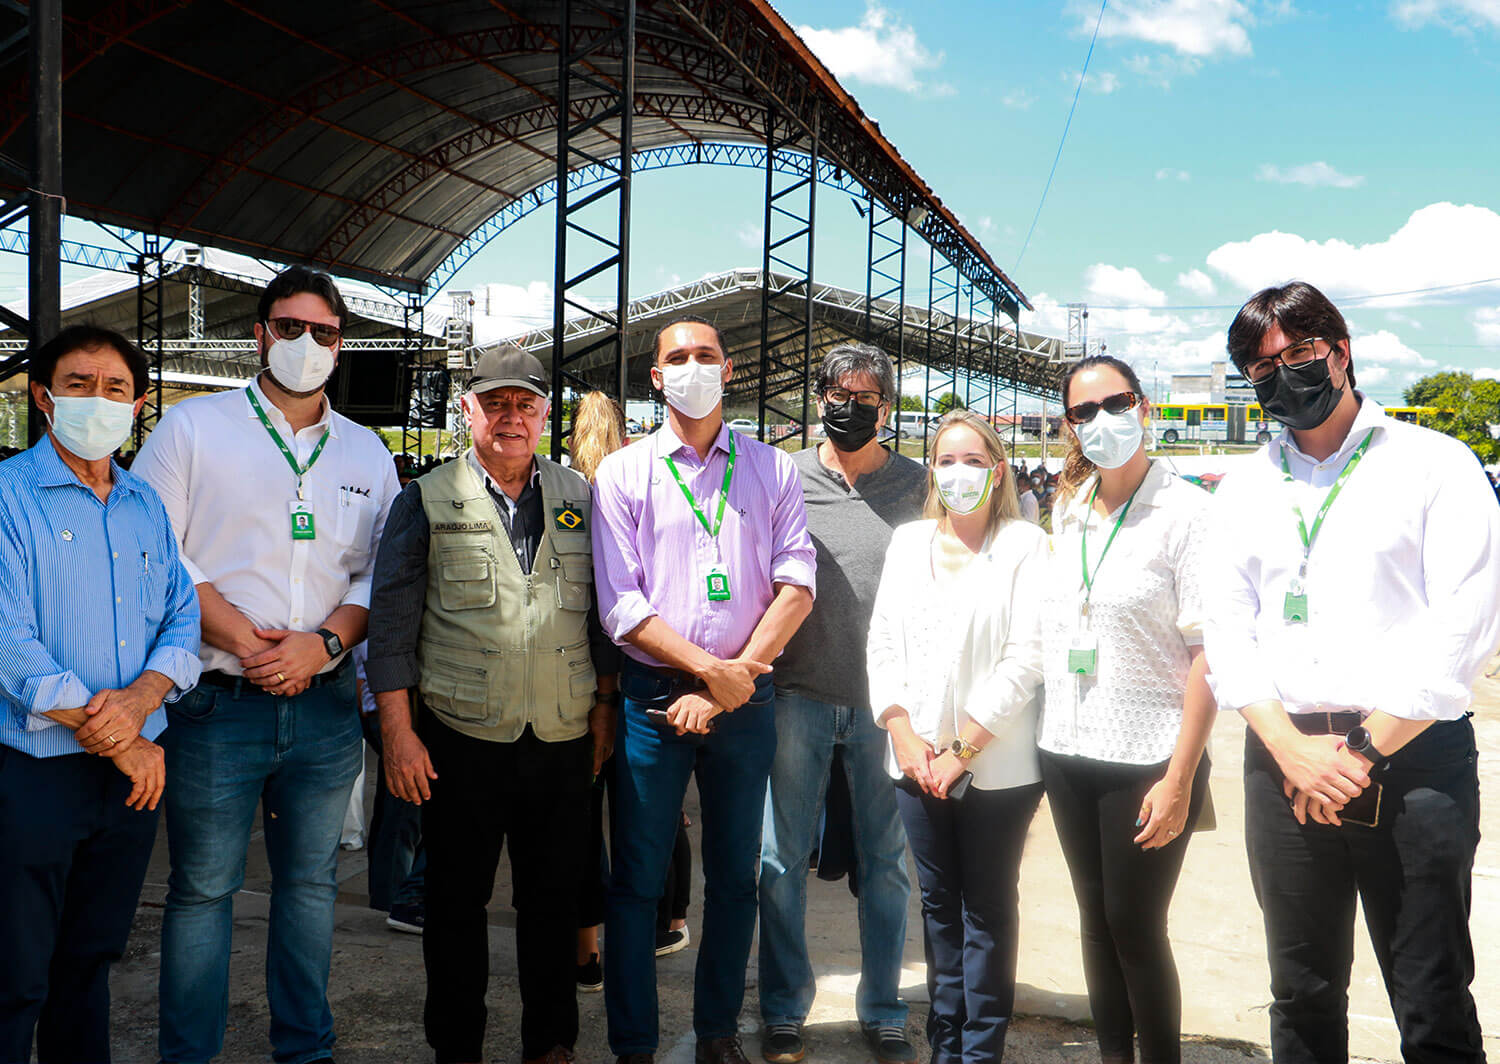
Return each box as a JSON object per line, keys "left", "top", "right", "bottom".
{"left": 935, "top": 391, "right": 965, "bottom": 414}
{"left": 898, "top": 394, "right": 926, "bottom": 412}
{"left": 1402, "top": 371, "right": 1500, "bottom": 463}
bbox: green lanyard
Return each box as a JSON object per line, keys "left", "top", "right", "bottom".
{"left": 1079, "top": 477, "right": 1141, "bottom": 614}
{"left": 1279, "top": 429, "right": 1374, "bottom": 576}
{"left": 661, "top": 431, "right": 736, "bottom": 538}
{"left": 247, "top": 386, "right": 330, "bottom": 499}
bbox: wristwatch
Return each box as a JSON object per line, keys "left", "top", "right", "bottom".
{"left": 1344, "top": 725, "right": 1384, "bottom": 765}
{"left": 316, "top": 627, "right": 344, "bottom": 660}
{"left": 949, "top": 736, "right": 981, "bottom": 761}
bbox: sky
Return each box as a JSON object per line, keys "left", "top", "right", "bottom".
{"left": 6, "top": 0, "right": 1500, "bottom": 406}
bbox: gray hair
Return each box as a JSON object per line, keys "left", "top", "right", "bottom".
{"left": 815, "top": 342, "right": 897, "bottom": 403}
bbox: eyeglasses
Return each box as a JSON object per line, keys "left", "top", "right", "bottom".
{"left": 267, "top": 317, "right": 342, "bottom": 348}
{"left": 1239, "top": 336, "right": 1330, "bottom": 384}
{"left": 1064, "top": 390, "right": 1139, "bottom": 425}
{"left": 823, "top": 386, "right": 885, "bottom": 408}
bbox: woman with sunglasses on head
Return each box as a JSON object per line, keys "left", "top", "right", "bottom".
{"left": 866, "top": 409, "right": 1048, "bottom": 1064}
{"left": 1037, "top": 355, "right": 1216, "bottom": 1064}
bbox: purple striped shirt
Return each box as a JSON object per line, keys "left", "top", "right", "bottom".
{"left": 591, "top": 422, "right": 816, "bottom": 666}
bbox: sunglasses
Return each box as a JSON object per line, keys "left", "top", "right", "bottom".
{"left": 267, "top": 317, "right": 342, "bottom": 348}
{"left": 1065, "top": 390, "right": 1140, "bottom": 425}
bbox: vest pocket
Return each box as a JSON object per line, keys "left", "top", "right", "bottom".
{"left": 558, "top": 637, "right": 596, "bottom": 707}
{"left": 437, "top": 547, "right": 497, "bottom": 611}
{"left": 421, "top": 644, "right": 493, "bottom": 724}
{"left": 554, "top": 552, "right": 593, "bottom": 612}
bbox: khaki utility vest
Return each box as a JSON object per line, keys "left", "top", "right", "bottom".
{"left": 414, "top": 453, "right": 596, "bottom": 742}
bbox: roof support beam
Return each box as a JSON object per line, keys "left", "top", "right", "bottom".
{"left": 23, "top": 0, "right": 61, "bottom": 443}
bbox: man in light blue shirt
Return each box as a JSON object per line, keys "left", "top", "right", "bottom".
{"left": 0, "top": 324, "right": 201, "bottom": 1064}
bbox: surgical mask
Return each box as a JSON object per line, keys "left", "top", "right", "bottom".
{"left": 1253, "top": 358, "right": 1343, "bottom": 431}
{"left": 934, "top": 463, "right": 994, "bottom": 515}
{"left": 266, "top": 329, "right": 336, "bottom": 394}
{"left": 45, "top": 390, "right": 135, "bottom": 461}
{"left": 1075, "top": 408, "right": 1144, "bottom": 470}
{"left": 821, "top": 399, "right": 880, "bottom": 451}
{"left": 658, "top": 360, "right": 724, "bottom": 420}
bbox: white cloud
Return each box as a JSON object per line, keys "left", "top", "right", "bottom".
{"left": 1255, "top": 161, "right": 1365, "bottom": 188}
{"left": 736, "top": 221, "right": 763, "bottom": 248}
{"left": 1155, "top": 167, "right": 1191, "bottom": 181}
{"left": 1090, "top": 70, "right": 1121, "bottom": 93}
{"left": 1079, "top": 0, "right": 1256, "bottom": 57}
{"left": 1085, "top": 264, "right": 1168, "bottom": 306}
{"left": 1155, "top": 252, "right": 1174, "bottom": 263}
{"left": 1001, "top": 89, "right": 1036, "bottom": 109}
{"left": 1475, "top": 307, "right": 1500, "bottom": 344}
{"left": 1177, "top": 268, "right": 1217, "bottom": 297}
{"left": 1391, "top": 0, "right": 1500, "bottom": 32}
{"left": 1352, "top": 328, "right": 1435, "bottom": 369}
{"left": 1204, "top": 202, "right": 1500, "bottom": 307}
{"left": 797, "top": 3, "right": 953, "bottom": 96}
{"left": 1123, "top": 52, "right": 1205, "bottom": 86}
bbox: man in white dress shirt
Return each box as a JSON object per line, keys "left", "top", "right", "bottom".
{"left": 1206, "top": 281, "right": 1500, "bottom": 1064}
{"left": 133, "top": 266, "right": 399, "bottom": 1064}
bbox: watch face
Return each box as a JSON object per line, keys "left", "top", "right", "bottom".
{"left": 1346, "top": 726, "right": 1369, "bottom": 751}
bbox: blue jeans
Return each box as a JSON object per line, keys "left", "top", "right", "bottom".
{"left": 158, "top": 671, "right": 363, "bottom": 1064}
{"left": 759, "top": 690, "right": 910, "bottom": 1028}
{"left": 604, "top": 661, "right": 777, "bottom": 1054}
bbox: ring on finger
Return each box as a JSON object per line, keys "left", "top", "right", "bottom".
{"left": 277, "top": 672, "right": 286, "bottom": 683}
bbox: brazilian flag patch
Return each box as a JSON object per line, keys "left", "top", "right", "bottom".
{"left": 553, "top": 505, "right": 586, "bottom": 532}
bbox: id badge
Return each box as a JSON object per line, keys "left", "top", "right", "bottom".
{"left": 706, "top": 563, "right": 732, "bottom": 602}
{"left": 1283, "top": 590, "right": 1308, "bottom": 624}
{"left": 289, "top": 500, "right": 317, "bottom": 541}
{"left": 1067, "top": 630, "right": 1098, "bottom": 676}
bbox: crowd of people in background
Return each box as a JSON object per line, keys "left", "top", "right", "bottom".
{"left": 2, "top": 266, "right": 1497, "bottom": 1064}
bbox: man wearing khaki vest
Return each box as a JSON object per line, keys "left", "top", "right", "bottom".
{"left": 366, "top": 346, "right": 618, "bottom": 1064}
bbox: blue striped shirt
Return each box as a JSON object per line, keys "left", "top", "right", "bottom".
{"left": 0, "top": 438, "right": 201, "bottom": 758}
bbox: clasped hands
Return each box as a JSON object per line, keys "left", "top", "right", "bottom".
{"left": 661, "top": 656, "right": 770, "bottom": 736}
{"left": 1277, "top": 732, "right": 1372, "bottom": 827}
{"left": 71, "top": 680, "right": 168, "bottom": 811}
{"left": 238, "top": 627, "right": 331, "bottom": 698}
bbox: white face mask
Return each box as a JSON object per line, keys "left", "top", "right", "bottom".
{"left": 934, "top": 463, "right": 995, "bottom": 515}
{"left": 658, "top": 360, "right": 724, "bottom": 420}
{"left": 1076, "top": 408, "right": 1144, "bottom": 470}
{"left": 45, "top": 390, "right": 136, "bottom": 461}
{"left": 266, "top": 329, "right": 336, "bottom": 393}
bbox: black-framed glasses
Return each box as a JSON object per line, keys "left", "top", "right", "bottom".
{"left": 267, "top": 317, "right": 342, "bottom": 348}
{"left": 823, "top": 386, "right": 885, "bottom": 408}
{"left": 1239, "top": 336, "right": 1330, "bottom": 384}
{"left": 1065, "top": 390, "right": 1139, "bottom": 425}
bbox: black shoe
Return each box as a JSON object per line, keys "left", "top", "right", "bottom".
{"left": 697, "top": 1036, "right": 751, "bottom": 1064}
{"left": 760, "top": 1023, "right": 805, "bottom": 1064}
{"left": 386, "top": 903, "right": 424, "bottom": 935}
{"left": 863, "top": 1025, "right": 916, "bottom": 1064}
{"left": 577, "top": 952, "right": 603, "bottom": 992}
{"left": 655, "top": 926, "right": 690, "bottom": 956}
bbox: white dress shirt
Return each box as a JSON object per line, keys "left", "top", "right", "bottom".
{"left": 1039, "top": 461, "right": 1210, "bottom": 765}
{"left": 1018, "top": 488, "right": 1040, "bottom": 523}
{"left": 1204, "top": 394, "right": 1500, "bottom": 721}
{"left": 867, "top": 517, "right": 1048, "bottom": 790}
{"left": 132, "top": 376, "right": 400, "bottom": 676}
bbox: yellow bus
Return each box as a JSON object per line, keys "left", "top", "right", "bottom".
{"left": 1152, "top": 403, "right": 1229, "bottom": 444}
{"left": 1385, "top": 406, "right": 1444, "bottom": 427}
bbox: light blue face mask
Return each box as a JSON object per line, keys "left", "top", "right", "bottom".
{"left": 1076, "top": 408, "right": 1144, "bottom": 470}
{"left": 46, "top": 390, "right": 136, "bottom": 461}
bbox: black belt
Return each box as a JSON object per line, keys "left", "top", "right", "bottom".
{"left": 1289, "top": 710, "right": 1365, "bottom": 736}
{"left": 622, "top": 658, "right": 702, "bottom": 689}
{"left": 199, "top": 656, "right": 351, "bottom": 694}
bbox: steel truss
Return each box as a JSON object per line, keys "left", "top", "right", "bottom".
{"left": 863, "top": 192, "right": 906, "bottom": 409}
{"left": 131, "top": 234, "right": 163, "bottom": 447}
{"left": 550, "top": 0, "right": 635, "bottom": 460}
{"left": 921, "top": 250, "right": 959, "bottom": 459}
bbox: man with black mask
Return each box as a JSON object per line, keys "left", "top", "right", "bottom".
{"left": 1206, "top": 281, "right": 1500, "bottom": 1064}
{"left": 757, "top": 343, "right": 926, "bottom": 1064}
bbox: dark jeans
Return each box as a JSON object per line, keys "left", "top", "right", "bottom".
{"left": 895, "top": 781, "right": 1043, "bottom": 1064}
{"left": 604, "top": 660, "right": 777, "bottom": 1054}
{"left": 1039, "top": 751, "right": 1209, "bottom": 1064}
{"left": 1244, "top": 717, "right": 1484, "bottom": 1064}
{"left": 658, "top": 819, "right": 693, "bottom": 933}
{"left": 419, "top": 716, "right": 592, "bottom": 1063}
{"left": 360, "top": 711, "right": 424, "bottom": 912}
{"left": 0, "top": 747, "right": 159, "bottom": 1064}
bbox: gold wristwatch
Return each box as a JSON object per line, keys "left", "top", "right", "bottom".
{"left": 950, "top": 736, "right": 980, "bottom": 761}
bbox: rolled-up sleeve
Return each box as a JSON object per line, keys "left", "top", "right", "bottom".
{"left": 366, "top": 482, "right": 431, "bottom": 694}
{"left": 591, "top": 455, "right": 658, "bottom": 642}
{"left": 767, "top": 452, "right": 816, "bottom": 594}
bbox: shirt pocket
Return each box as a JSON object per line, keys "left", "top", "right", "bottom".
{"left": 335, "top": 494, "right": 378, "bottom": 555}
{"left": 437, "top": 546, "right": 498, "bottom": 611}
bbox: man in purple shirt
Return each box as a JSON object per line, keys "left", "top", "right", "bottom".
{"left": 592, "top": 314, "right": 816, "bottom": 1064}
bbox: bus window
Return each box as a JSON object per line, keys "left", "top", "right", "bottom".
{"left": 1161, "top": 406, "right": 1182, "bottom": 420}
{"left": 1186, "top": 408, "right": 1201, "bottom": 427}
{"left": 1205, "top": 406, "right": 1227, "bottom": 421}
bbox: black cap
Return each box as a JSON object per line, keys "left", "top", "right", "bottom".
{"left": 467, "top": 345, "right": 549, "bottom": 398}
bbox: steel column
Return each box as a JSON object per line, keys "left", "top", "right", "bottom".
{"left": 401, "top": 294, "right": 424, "bottom": 457}
{"left": 922, "top": 247, "right": 959, "bottom": 460}
{"left": 863, "top": 190, "right": 906, "bottom": 415}
{"left": 27, "top": 0, "right": 62, "bottom": 445}
{"left": 131, "top": 235, "right": 164, "bottom": 449}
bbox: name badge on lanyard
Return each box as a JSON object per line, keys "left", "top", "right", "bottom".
{"left": 289, "top": 500, "right": 317, "bottom": 540}
{"left": 1279, "top": 430, "right": 1374, "bottom": 626}
{"left": 662, "top": 432, "right": 739, "bottom": 606}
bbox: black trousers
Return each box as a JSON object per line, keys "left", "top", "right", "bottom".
{"left": 419, "top": 716, "right": 592, "bottom": 1063}
{"left": 658, "top": 818, "right": 692, "bottom": 932}
{"left": 0, "top": 747, "right": 159, "bottom": 1064}
{"left": 1244, "top": 717, "right": 1484, "bottom": 1064}
{"left": 1039, "top": 751, "right": 1209, "bottom": 1064}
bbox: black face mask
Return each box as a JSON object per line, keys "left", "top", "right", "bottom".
{"left": 1253, "top": 357, "right": 1344, "bottom": 431}
{"left": 821, "top": 399, "right": 880, "bottom": 452}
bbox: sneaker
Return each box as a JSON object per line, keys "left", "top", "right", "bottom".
{"left": 655, "top": 926, "right": 690, "bottom": 956}
{"left": 696, "top": 1036, "right": 751, "bottom": 1064}
{"left": 577, "top": 953, "right": 603, "bottom": 992}
{"left": 760, "top": 1023, "right": 805, "bottom": 1064}
{"left": 386, "top": 903, "right": 425, "bottom": 935}
{"left": 863, "top": 1025, "right": 916, "bottom": 1064}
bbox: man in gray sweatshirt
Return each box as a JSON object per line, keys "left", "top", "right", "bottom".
{"left": 758, "top": 343, "right": 927, "bottom": 1064}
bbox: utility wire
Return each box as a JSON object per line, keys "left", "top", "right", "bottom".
{"left": 1016, "top": 0, "right": 1107, "bottom": 270}
{"left": 1033, "top": 274, "right": 1500, "bottom": 312}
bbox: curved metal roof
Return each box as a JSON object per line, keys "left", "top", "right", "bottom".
{"left": 0, "top": 0, "right": 1029, "bottom": 313}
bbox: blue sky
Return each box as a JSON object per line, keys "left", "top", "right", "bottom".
{"left": 7, "top": 0, "right": 1500, "bottom": 405}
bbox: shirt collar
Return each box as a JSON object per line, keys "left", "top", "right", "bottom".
{"left": 246, "top": 374, "right": 337, "bottom": 439}
{"left": 1059, "top": 458, "right": 1174, "bottom": 527}
{"left": 1276, "top": 391, "right": 1387, "bottom": 465}
{"left": 653, "top": 420, "right": 732, "bottom": 461}
{"left": 31, "top": 435, "right": 145, "bottom": 496}
{"left": 466, "top": 450, "right": 539, "bottom": 497}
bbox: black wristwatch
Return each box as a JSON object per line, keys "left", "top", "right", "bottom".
{"left": 316, "top": 627, "right": 344, "bottom": 660}
{"left": 1344, "top": 725, "right": 1384, "bottom": 765}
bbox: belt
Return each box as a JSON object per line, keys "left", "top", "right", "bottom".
{"left": 1289, "top": 710, "right": 1365, "bottom": 736}
{"left": 622, "top": 658, "right": 702, "bottom": 689}
{"left": 199, "top": 657, "right": 351, "bottom": 694}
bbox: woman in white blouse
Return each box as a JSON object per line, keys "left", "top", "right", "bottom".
{"left": 1038, "top": 355, "right": 1216, "bottom": 1064}
{"left": 867, "top": 409, "right": 1048, "bottom": 1064}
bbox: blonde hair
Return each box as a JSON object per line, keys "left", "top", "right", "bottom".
{"left": 571, "top": 391, "right": 627, "bottom": 483}
{"left": 921, "top": 409, "right": 1022, "bottom": 541}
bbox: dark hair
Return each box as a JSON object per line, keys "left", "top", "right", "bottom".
{"left": 1226, "top": 281, "right": 1355, "bottom": 388}
{"left": 815, "top": 341, "right": 896, "bottom": 402}
{"left": 1057, "top": 354, "right": 1146, "bottom": 503}
{"left": 257, "top": 265, "right": 349, "bottom": 330}
{"left": 652, "top": 313, "right": 726, "bottom": 364}
{"left": 31, "top": 324, "right": 150, "bottom": 399}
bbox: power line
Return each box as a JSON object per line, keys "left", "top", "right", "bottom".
{"left": 1032, "top": 275, "right": 1500, "bottom": 312}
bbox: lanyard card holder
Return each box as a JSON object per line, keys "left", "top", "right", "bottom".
{"left": 1068, "top": 629, "right": 1098, "bottom": 676}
